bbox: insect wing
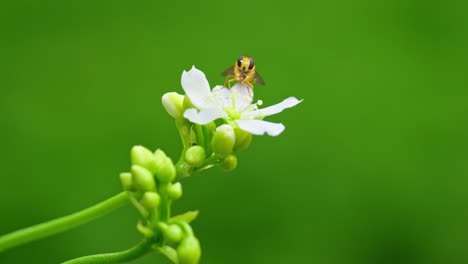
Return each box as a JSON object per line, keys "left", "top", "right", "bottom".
{"left": 221, "top": 65, "right": 235, "bottom": 77}
{"left": 254, "top": 71, "right": 266, "bottom": 85}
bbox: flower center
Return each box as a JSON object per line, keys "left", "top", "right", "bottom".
{"left": 225, "top": 107, "right": 241, "bottom": 120}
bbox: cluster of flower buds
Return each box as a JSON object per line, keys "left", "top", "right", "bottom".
{"left": 120, "top": 145, "right": 201, "bottom": 264}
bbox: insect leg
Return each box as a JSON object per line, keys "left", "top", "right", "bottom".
{"left": 228, "top": 78, "right": 237, "bottom": 89}
{"left": 224, "top": 75, "right": 234, "bottom": 87}
{"left": 245, "top": 80, "right": 254, "bottom": 88}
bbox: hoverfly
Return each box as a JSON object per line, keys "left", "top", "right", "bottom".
{"left": 221, "top": 56, "right": 265, "bottom": 88}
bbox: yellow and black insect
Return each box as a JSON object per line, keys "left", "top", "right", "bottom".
{"left": 222, "top": 56, "right": 265, "bottom": 88}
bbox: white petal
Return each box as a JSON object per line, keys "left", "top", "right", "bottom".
{"left": 236, "top": 120, "right": 285, "bottom": 136}
{"left": 231, "top": 83, "right": 254, "bottom": 112}
{"left": 184, "top": 108, "right": 228, "bottom": 125}
{"left": 242, "top": 97, "right": 302, "bottom": 119}
{"left": 181, "top": 66, "right": 217, "bottom": 109}
{"left": 212, "top": 85, "right": 232, "bottom": 108}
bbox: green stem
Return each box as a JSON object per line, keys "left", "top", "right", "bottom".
{"left": 195, "top": 124, "right": 205, "bottom": 147}
{"left": 0, "top": 192, "right": 129, "bottom": 253}
{"left": 176, "top": 120, "right": 191, "bottom": 157}
{"left": 62, "top": 239, "right": 152, "bottom": 264}
{"left": 158, "top": 183, "right": 170, "bottom": 222}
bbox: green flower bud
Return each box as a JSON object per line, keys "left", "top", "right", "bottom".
{"left": 158, "top": 222, "right": 183, "bottom": 244}
{"left": 154, "top": 149, "right": 176, "bottom": 183}
{"left": 162, "top": 92, "right": 185, "bottom": 119}
{"left": 168, "top": 182, "right": 183, "bottom": 200}
{"left": 131, "top": 145, "right": 158, "bottom": 173}
{"left": 185, "top": 146, "right": 206, "bottom": 167}
{"left": 119, "top": 172, "right": 134, "bottom": 191}
{"left": 211, "top": 124, "right": 235, "bottom": 158}
{"left": 131, "top": 165, "right": 156, "bottom": 191}
{"left": 154, "top": 148, "right": 169, "bottom": 163}
{"left": 141, "top": 192, "right": 160, "bottom": 210}
{"left": 234, "top": 128, "right": 252, "bottom": 152}
{"left": 177, "top": 236, "right": 201, "bottom": 264}
{"left": 219, "top": 154, "right": 238, "bottom": 172}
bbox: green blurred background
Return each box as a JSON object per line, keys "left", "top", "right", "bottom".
{"left": 1, "top": 0, "right": 468, "bottom": 263}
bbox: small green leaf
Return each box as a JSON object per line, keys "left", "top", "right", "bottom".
{"left": 156, "top": 245, "right": 179, "bottom": 264}
{"left": 170, "top": 211, "right": 199, "bottom": 224}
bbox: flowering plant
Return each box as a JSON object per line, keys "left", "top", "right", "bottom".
{"left": 0, "top": 66, "right": 301, "bottom": 263}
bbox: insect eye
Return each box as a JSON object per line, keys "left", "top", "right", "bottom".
{"left": 237, "top": 56, "right": 244, "bottom": 67}
{"left": 248, "top": 58, "right": 255, "bottom": 70}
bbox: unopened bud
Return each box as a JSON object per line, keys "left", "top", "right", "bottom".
{"left": 131, "top": 145, "right": 158, "bottom": 173}
{"left": 131, "top": 165, "right": 156, "bottom": 191}
{"left": 141, "top": 192, "right": 160, "bottom": 210}
{"left": 219, "top": 154, "right": 237, "bottom": 172}
{"left": 233, "top": 128, "right": 252, "bottom": 152}
{"left": 154, "top": 149, "right": 176, "bottom": 183}
{"left": 162, "top": 92, "right": 185, "bottom": 119}
{"left": 211, "top": 124, "right": 235, "bottom": 158}
{"left": 185, "top": 146, "right": 206, "bottom": 167}
{"left": 158, "top": 222, "right": 183, "bottom": 244}
{"left": 177, "top": 236, "right": 201, "bottom": 264}
{"left": 119, "top": 172, "right": 134, "bottom": 191}
{"left": 168, "top": 182, "right": 183, "bottom": 200}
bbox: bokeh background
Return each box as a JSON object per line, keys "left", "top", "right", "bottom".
{"left": 1, "top": 0, "right": 468, "bottom": 263}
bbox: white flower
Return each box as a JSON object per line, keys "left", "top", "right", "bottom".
{"left": 181, "top": 66, "right": 302, "bottom": 136}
